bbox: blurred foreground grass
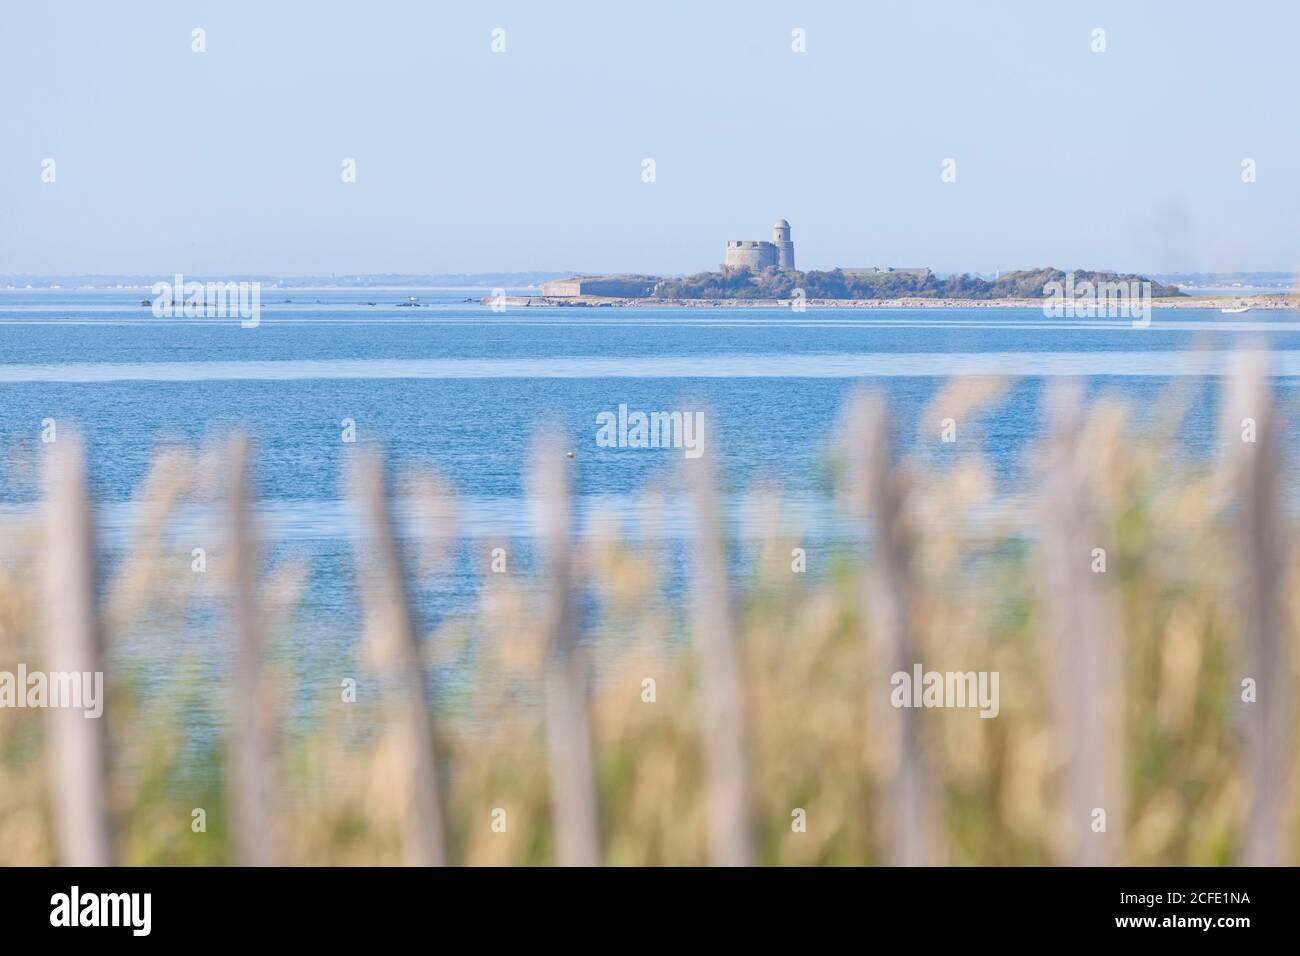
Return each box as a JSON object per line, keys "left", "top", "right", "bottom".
{"left": 0, "top": 376, "right": 1296, "bottom": 865}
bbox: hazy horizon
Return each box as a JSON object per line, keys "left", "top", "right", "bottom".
{"left": 4, "top": 1, "right": 1298, "bottom": 277}
{"left": 7, "top": 267, "right": 1300, "bottom": 286}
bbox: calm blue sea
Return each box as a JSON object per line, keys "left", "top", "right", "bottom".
{"left": 1, "top": 288, "right": 1295, "bottom": 699}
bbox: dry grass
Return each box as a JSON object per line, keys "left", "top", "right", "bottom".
{"left": 0, "top": 376, "right": 1297, "bottom": 866}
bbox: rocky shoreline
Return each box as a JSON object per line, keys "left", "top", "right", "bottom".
{"left": 483, "top": 293, "right": 1300, "bottom": 310}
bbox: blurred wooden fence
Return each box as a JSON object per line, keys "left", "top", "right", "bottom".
{"left": 34, "top": 355, "right": 1295, "bottom": 867}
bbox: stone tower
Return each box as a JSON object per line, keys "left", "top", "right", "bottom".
{"left": 722, "top": 219, "right": 796, "bottom": 271}
{"left": 773, "top": 219, "right": 795, "bottom": 270}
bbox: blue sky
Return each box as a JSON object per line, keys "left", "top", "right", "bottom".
{"left": 2, "top": 1, "right": 1296, "bottom": 276}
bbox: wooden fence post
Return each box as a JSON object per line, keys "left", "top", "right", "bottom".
{"left": 684, "top": 430, "right": 755, "bottom": 866}
{"left": 531, "top": 431, "right": 601, "bottom": 866}
{"left": 844, "top": 395, "right": 934, "bottom": 866}
{"left": 224, "top": 434, "right": 278, "bottom": 866}
{"left": 348, "top": 447, "right": 447, "bottom": 866}
{"left": 1039, "top": 384, "right": 1124, "bottom": 866}
{"left": 1224, "top": 351, "right": 1293, "bottom": 866}
{"left": 41, "top": 430, "right": 114, "bottom": 866}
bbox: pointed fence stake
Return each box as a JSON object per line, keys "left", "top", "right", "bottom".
{"left": 532, "top": 431, "right": 601, "bottom": 866}
{"left": 845, "top": 395, "right": 935, "bottom": 866}
{"left": 348, "top": 447, "right": 447, "bottom": 866}
{"left": 684, "top": 430, "right": 755, "bottom": 867}
{"left": 224, "top": 434, "right": 278, "bottom": 866}
{"left": 1224, "top": 351, "right": 1293, "bottom": 866}
{"left": 41, "top": 431, "right": 114, "bottom": 866}
{"left": 1040, "top": 384, "right": 1124, "bottom": 866}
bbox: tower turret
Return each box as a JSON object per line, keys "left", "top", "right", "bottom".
{"left": 772, "top": 218, "right": 795, "bottom": 270}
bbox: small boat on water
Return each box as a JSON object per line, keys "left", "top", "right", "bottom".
{"left": 396, "top": 296, "right": 423, "bottom": 307}
{"left": 1221, "top": 304, "right": 1250, "bottom": 314}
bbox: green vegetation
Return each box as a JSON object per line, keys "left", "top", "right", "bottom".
{"left": 652, "top": 266, "right": 1184, "bottom": 300}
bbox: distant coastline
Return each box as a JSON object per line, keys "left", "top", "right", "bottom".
{"left": 481, "top": 293, "right": 1300, "bottom": 310}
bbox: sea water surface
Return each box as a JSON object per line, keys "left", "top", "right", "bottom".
{"left": 1, "top": 288, "right": 1294, "bottom": 692}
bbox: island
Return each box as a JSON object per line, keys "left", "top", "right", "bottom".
{"left": 480, "top": 218, "right": 1297, "bottom": 310}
